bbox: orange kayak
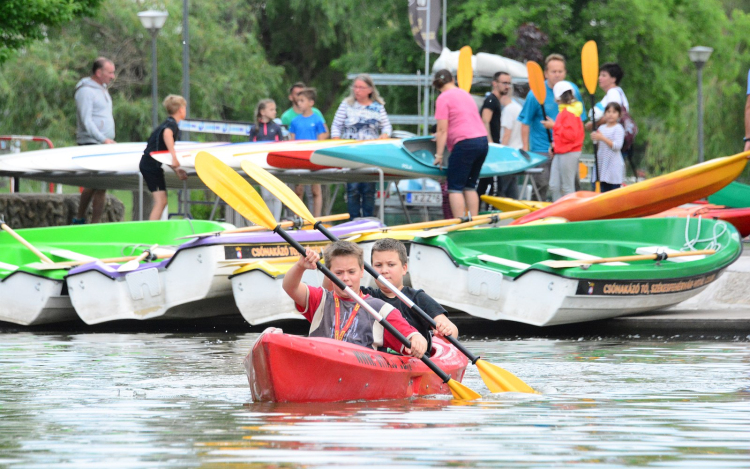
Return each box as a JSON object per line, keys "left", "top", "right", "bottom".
{"left": 512, "top": 151, "right": 750, "bottom": 225}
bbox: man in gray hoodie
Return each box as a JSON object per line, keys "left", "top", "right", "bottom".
{"left": 73, "top": 57, "right": 116, "bottom": 224}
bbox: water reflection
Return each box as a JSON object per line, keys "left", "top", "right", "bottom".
{"left": 0, "top": 332, "right": 749, "bottom": 468}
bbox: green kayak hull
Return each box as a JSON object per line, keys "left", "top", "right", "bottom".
{"left": 408, "top": 218, "right": 742, "bottom": 326}
{"left": 0, "top": 220, "right": 232, "bottom": 325}
{"left": 708, "top": 181, "right": 750, "bottom": 208}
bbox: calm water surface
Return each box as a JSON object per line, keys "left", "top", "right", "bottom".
{"left": 1, "top": 332, "right": 749, "bottom": 468}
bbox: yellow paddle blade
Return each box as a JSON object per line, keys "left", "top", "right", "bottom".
{"left": 447, "top": 379, "right": 481, "bottom": 400}
{"left": 240, "top": 159, "right": 316, "bottom": 224}
{"left": 457, "top": 45, "right": 473, "bottom": 92}
{"left": 475, "top": 359, "right": 537, "bottom": 394}
{"left": 195, "top": 152, "right": 277, "bottom": 230}
{"left": 526, "top": 61, "right": 546, "bottom": 104}
{"left": 581, "top": 40, "right": 599, "bottom": 95}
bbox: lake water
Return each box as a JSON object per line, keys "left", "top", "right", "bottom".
{"left": 1, "top": 332, "right": 749, "bottom": 468}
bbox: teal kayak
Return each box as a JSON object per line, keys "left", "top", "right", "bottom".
{"left": 309, "top": 136, "right": 547, "bottom": 178}
{"left": 0, "top": 220, "right": 232, "bottom": 325}
{"left": 708, "top": 181, "right": 750, "bottom": 208}
{"left": 408, "top": 217, "right": 742, "bottom": 326}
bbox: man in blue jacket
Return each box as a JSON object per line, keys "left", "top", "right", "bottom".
{"left": 518, "top": 54, "right": 586, "bottom": 201}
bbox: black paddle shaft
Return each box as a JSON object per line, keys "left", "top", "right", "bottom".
{"left": 540, "top": 106, "right": 553, "bottom": 147}
{"left": 313, "top": 222, "right": 481, "bottom": 365}
{"left": 273, "top": 225, "right": 453, "bottom": 383}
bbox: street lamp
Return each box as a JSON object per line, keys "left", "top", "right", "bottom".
{"left": 138, "top": 10, "right": 169, "bottom": 129}
{"left": 689, "top": 46, "right": 713, "bottom": 164}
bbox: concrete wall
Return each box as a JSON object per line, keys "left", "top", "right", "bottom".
{"left": 0, "top": 193, "right": 125, "bottom": 228}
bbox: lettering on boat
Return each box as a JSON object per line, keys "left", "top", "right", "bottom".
{"left": 352, "top": 350, "right": 413, "bottom": 370}
{"left": 576, "top": 272, "right": 719, "bottom": 296}
{"left": 224, "top": 242, "right": 328, "bottom": 260}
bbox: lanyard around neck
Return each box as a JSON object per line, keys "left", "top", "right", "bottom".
{"left": 333, "top": 292, "right": 364, "bottom": 341}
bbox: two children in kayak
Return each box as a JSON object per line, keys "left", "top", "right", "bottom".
{"left": 282, "top": 238, "right": 457, "bottom": 358}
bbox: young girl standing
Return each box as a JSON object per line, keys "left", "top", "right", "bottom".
{"left": 249, "top": 98, "right": 283, "bottom": 217}
{"left": 591, "top": 102, "right": 626, "bottom": 193}
{"left": 548, "top": 81, "right": 584, "bottom": 201}
{"left": 249, "top": 99, "right": 282, "bottom": 142}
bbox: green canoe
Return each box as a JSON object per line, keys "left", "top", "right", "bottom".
{"left": 408, "top": 217, "right": 742, "bottom": 326}
{"left": 0, "top": 220, "right": 232, "bottom": 326}
{"left": 708, "top": 181, "right": 750, "bottom": 208}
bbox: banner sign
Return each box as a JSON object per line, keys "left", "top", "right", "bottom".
{"left": 180, "top": 119, "right": 254, "bottom": 136}
{"left": 408, "top": 0, "right": 442, "bottom": 53}
{"left": 225, "top": 242, "right": 328, "bottom": 260}
{"left": 576, "top": 271, "right": 720, "bottom": 296}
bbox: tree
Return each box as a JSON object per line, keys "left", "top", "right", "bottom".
{"left": 0, "top": 0, "right": 102, "bottom": 63}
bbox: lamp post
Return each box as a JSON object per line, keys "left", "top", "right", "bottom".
{"left": 138, "top": 10, "right": 169, "bottom": 129}
{"left": 689, "top": 46, "right": 713, "bottom": 164}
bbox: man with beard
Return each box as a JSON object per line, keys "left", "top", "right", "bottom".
{"left": 477, "top": 72, "right": 519, "bottom": 203}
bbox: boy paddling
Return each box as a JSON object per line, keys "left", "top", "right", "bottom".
{"left": 283, "top": 240, "right": 428, "bottom": 357}
{"left": 361, "top": 238, "right": 458, "bottom": 352}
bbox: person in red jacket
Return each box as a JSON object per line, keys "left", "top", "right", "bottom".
{"left": 548, "top": 81, "right": 584, "bottom": 201}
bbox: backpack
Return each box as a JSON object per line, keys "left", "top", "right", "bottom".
{"left": 617, "top": 88, "right": 638, "bottom": 152}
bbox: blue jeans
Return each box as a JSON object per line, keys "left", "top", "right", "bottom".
{"left": 446, "top": 137, "right": 489, "bottom": 193}
{"left": 347, "top": 182, "right": 375, "bottom": 219}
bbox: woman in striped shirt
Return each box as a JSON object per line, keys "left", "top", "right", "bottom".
{"left": 331, "top": 74, "right": 392, "bottom": 219}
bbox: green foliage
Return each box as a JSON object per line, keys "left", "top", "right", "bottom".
{"left": 0, "top": 0, "right": 102, "bottom": 63}
{"left": 0, "top": 0, "right": 284, "bottom": 147}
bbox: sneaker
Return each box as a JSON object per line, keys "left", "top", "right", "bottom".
{"left": 72, "top": 218, "right": 86, "bottom": 225}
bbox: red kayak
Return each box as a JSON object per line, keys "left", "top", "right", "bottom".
{"left": 245, "top": 332, "right": 469, "bottom": 403}
{"left": 653, "top": 204, "right": 750, "bottom": 237}
{"left": 266, "top": 150, "right": 334, "bottom": 171}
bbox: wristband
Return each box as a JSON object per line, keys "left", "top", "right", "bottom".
{"left": 744, "top": 137, "right": 750, "bottom": 142}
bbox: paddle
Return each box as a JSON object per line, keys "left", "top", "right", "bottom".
{"left": 0, "top": 217, "right": 53, "bottom": 264}
{"left": 176, "top": 213, "right": 351, "bottom": 240}
{"left": 195, "top": 153, "right": 481, "bottom": 400}
{"left": 457, "top": 46, "right": 473, "bottom": 92}
{"left": 582, "top": 40, "right": 601, "bottom": 193}
{"left": 27, "top": 252, "right": 174, "bottom": 271}
{"left": 526, "top": 61, "right": 553, "bottom": 147}
{"left": 238, "top": 158, "right": 536, "bottom": 394}
{"left": 117, "top": 244, "right": 158, "bottom": 272}
{"left": 345, "top": 211, "right": 527, "bottom": 238}
{"left": 417, "top": 210, "right": 529, "bottom": 238}
{"left": 543, "top": 249, "right": 716, "bottom": 269}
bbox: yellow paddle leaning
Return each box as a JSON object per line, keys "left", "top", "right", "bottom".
{"left": 195, "top": 152, "right": 481, "bottom": 400}
{"left": 582, "top": 40, "right": 601, "bottom": 193}
{"left": 457, "top": 45, "right": 473, "bottom": 92}
{"left": 238, "top": 158, "right": 536, "bottom": 394}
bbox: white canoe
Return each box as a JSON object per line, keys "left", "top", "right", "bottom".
{"left": 150, "top": 139, "right": 358, "bottom": 169}
{"left": 0, "top": 142, "right": 147, "bottom": 172}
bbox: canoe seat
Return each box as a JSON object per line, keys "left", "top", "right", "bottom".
{"left": 547, "top": 248, "right": 628, "bottom": 266}
{"left": 49, "top": 249, "right": 96, "bottom": 262}
{"left": 0, "top": 261, "right": 18, "bottom": 272}
{"left": 635, "top": 246, "right": 706, "bottom": 263}
{"left": 477, "top": 254, "right": 530, "bottom": 270}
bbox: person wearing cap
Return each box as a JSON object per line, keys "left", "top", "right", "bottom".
{"left": 518, "top": 54, "right": 586, "bottom": 201}
{"left": 548, "top": 81, "right": 585, "bottom": 201}
{"left": 432, "top": 69, "right": 489, "bottom": 218}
